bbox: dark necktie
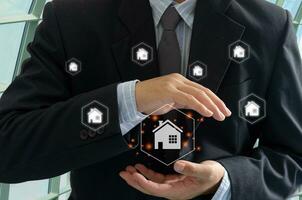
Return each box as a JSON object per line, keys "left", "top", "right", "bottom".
{"left": 158, "top": 6, "right": 182, "bottom": 75}
{"left": 130, "top": 8, "right": 182, "bottom": 173}
{"left": 157, "top": 6, "right": 183, "bottom": 173}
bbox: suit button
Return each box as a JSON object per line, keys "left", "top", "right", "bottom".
{"left": 80, "top": 130, "right": 88, "bottom": 140}
{"left": 88, "top": 130, "right": 96, "bottom": 138}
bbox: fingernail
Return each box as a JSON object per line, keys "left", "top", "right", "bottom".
{"left": 226, "top": 108, "right": 232, "bottom": 116}
{"left": 219, "top": 112, "right": 225, "bottom": 121}
{"left": 174, "top": 162, "right": 185, "bottom": 173}
{"left": 119, "top": 172, "right": 124, "bottom": 178}
{"left": 207, "top": 110, "right": 213, "bottom": 116}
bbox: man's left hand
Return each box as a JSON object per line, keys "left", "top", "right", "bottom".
{"left": 119, "top": 160, "right": 225, "bottom": 200}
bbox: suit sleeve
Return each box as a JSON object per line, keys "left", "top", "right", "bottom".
{"left": 218, "top": 11, "right": 302, "bottom": 200}
{"left": 0, "top": 3, "right": 129, "bottom": 183}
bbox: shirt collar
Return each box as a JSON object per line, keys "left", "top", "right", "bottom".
{"left": 149, "top": 0, "right": 197, "bottom": 29}
{"left": 174, "top": 0, "right": 196, "bottom": 28}
{"left": 149, "top": 0, "right": 173, "bottom": 26}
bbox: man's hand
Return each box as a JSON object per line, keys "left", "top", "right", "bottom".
{"left": 119, "top": 160, "right": 225, "bottom": 200}
{"left": 135, "top": 73, "right": 231, "bottom": 121}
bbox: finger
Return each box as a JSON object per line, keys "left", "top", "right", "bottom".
{"left": 198, "top": 90, "right": 225, "bottom": 121}
{"left": 178, "top": 85, "right": 225, "bottom": 121}
{"left": 202, "top": 88, "right": 232, "bottom": 117}
{"left": 133, "top": 172, "right": 173, "bottom": 197}
{"left": 126, "top": 165, "right": 137, "bottom": 174}
{"left": 173, "top": 90, "right": 213, "bottom": 117}
{"left": 173, "top": 160, "right": 212, "bottom": 180}
{"left": 184, "top": 80, "right": 232, "bottom": 116}
{"left": 119, "top": 171, "right": 150, "bottom": 194}
{"left": 134, "top": 164, "right": 165, "bottom": 183}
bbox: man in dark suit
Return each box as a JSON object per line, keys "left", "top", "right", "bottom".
{"left": 0, "top": 0, "right": 301, "bottom": 199}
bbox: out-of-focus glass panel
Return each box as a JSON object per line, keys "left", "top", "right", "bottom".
{"left": 266, "top": 0, "right": 276, "bottom": 4}
{"left": 297, "top": 25, "right": 302, "bottom": 57}
{"left": 60, "top": 173, "right": 70, "bottom": 191}
{"left": 59, "top": 192, "right": 71, "bottom": 200}
{"left": 0, "top": 0, "right": 33, "bottom": 18}
{"left": 283, "top": 0, "right": 302, "bottom": 17}
{"left": 8, "top": 180, "right": 49, "bottom": 200}
{"left": 0, "top": 22, "right": 25, "bottom": 93}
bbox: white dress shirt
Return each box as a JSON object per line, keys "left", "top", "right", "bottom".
{"left": 117, "top": 1, "right": 231, "bottom": 199}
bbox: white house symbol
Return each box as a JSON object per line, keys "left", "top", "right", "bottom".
{"left": 193, "top": 65, "right": 203, "bottom": 77}
{"left": 87, "top": 108, "right": 103, "bottom": 124}
{"left": 233, "top": 45, "right": 246, "bottom": 58}
{"left": 153, "top": 120, "right": 182, "bottom": 150}
{"left": 136, "top": 48, "right": 149, "bottom": 61}
{"left": 68, "top": 62, "right": 78, "bottom": 72}
{"left": 244, "top": 101, "right": 260, "bottom": 117}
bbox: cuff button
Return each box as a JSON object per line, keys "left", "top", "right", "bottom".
{"left": 88, "top": 130, "right": 97, "bottom": 138}
{"left": 80, "top": 130, "right": 88, "bottom": 140}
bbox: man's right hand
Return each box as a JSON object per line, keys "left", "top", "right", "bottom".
{"left": 135, "top": 73, "right": 231, "bottom": 121}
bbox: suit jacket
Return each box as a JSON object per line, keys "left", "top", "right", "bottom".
{"left": 0, "top": 0, "right": 301, "bottom": 199}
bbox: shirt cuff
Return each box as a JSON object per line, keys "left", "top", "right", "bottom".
{"left": 117, "top": 80, "right": 147, "bottom": 135}
{"left": 211, "top": 168, "right": 231, "bottom": 200}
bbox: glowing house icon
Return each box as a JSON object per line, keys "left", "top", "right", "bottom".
{"left": 68, "top": 62, "right": 79, "bottom": 72}
{"left": 153, "top": 120, "right": 182, "bottom": 150}
{"left": 244, "top": 101, "right": 260, "bottom": 117}
{"left": 87, "top": 108, "right": 103, "bottom": 124}
{"left": 136, "top": 48, "right": 149, "bottom": 61}
{"left": 233, "top": 45, "right": 246, "bottom": 58}
{"left": 193, "top": 65, "right": 203, "bottom": 77}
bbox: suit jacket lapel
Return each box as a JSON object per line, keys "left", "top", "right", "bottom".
{"left": 187, "top": 0, "right": 245, "bottom": 93}
{"left": 111, "top": 0, "right": 159, "bottom": 82}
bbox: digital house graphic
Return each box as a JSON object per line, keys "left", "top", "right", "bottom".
{"left": 153, "top": 120, "right": 182, "bottom": 150}
{"left": 87, "top": 108, "right": 103, "bottom": 124}
{"left": 244, "top": 101, "right": 260, "bottom": 117}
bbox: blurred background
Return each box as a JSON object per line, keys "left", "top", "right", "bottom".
{"left": 0, "top": 0, "right": 301, "bottom": 199}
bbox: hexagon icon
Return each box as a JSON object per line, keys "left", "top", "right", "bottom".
{"left": 238, "top": 93, "right": 266, "bottom": 124}
{"left": 229, "top": 40, "right": 250, "bottom": 64}
{"left": 81, "top": 100, "right": 109, "bottom": 131}
{"left": 188, "top": 61, "right": 207, "bottom": 81}
{"left": 132, "top": 42, "right": 153, "bottom": 66}
{"left": 140, "top": 104, "right": 195, "bottom": 166}
{"left": 65, "top": 58, "right": 82, "bottom": 76}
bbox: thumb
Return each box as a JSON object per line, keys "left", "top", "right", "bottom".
{"left": 174, "top": 160, "right": 212, "bottom": 179}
